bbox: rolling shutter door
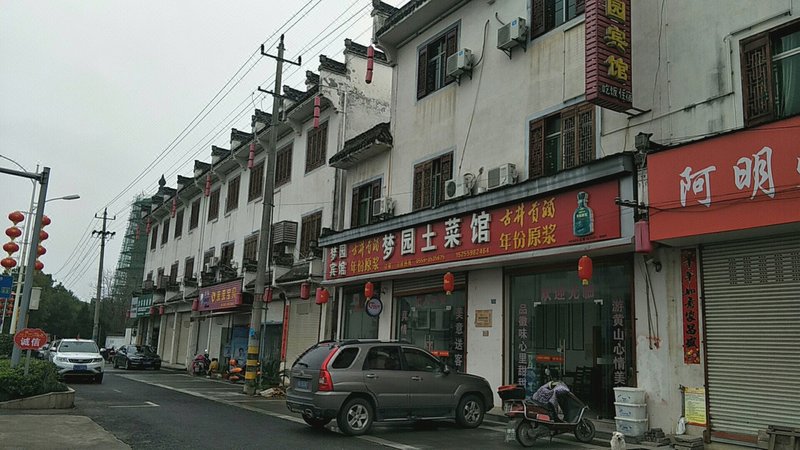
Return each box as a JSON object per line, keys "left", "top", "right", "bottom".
{"left": 176, "top": 313, "right": 190, "bottom": 367}
{"left": 701, "top": 235, "right": 800, "bottom": 437}
{"left": 162, "top": 315, "right": 175, "bottom": 363}
{"left": 285, "top": 299, "right": 321, "bottom": 366}
{"left": 393, "top": 273, "right": 466, "bottom": 295}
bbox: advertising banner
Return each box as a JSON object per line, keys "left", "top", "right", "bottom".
{"left": 198, "top": 279, "right": 242, "bottom": 312}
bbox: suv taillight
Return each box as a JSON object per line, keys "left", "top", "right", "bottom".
{"left": 317, "top": 347, "right": 338, "bottom": 392}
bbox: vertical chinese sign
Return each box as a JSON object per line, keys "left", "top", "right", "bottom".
{"left": 681, "top": 249, "right": 701, "bottom": 364}
{"left": 586, "top": 0, "right": 633, "bottom": 112}
{"left": 452, "top": 306, "right": 465, "bottom": 372}
{"left": 517, "top": 304, "right": 531, "bottom": 391}
{"left": 611, "top": 296, "right": 628, "bottom": 385}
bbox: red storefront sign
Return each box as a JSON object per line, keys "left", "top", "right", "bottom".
{"left": 680, "top": 249, "right": 701, "bottom": 364}
{"left": 648, "top": 116, "right": 800, "bottom": 241}
{"left": 326, "top": 180, "right": 621, "bottom": 280}
{"left": 198, "top": 279, "right": 242, "bottom": 311}
{"left": 586, "top": 0, "right": 633, "bottom": 112}
{"left": 14, "top": 328, "right": 48, "bottom": 351}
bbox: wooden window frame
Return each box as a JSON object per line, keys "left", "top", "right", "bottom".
{"left": 207, "top": 189, "right": 220, "bottom": 222}
{"left": 528, "top": 104, "right": 595, "bottom": 180}
{"left": 417, "top": 26, "right": 459, "bottom": 100}
{"left": 174, "top": 209, "right": 184, "bottom": 238}
{"left": 225, "top": 176, "right": 240, "bottom": 214}
{"left": 189, "top": 198, "right": 200, "bottom": 230}
{"left": 305, "top": 122, "right": 328, "bottom": 173}
{"left": 299, "top": 211, "right": 322, "bottom": 259}
{"left": 412, "top": 153, "right": 453, "bottom": 211}
{"left": 220, "top": 242, "right": 234, "bottom": 267}
{"left": 275, "top": 144, "right": 293, "bottom": 187}
{"left": 161, "top": 218, "right": 170, "bottom": 246}
{"left": 248, "top": 161, "right": 264, "bottom": 202}
{"left": 184, "top": 257, "right": 195, "bottom": 280}
{"left": 150, "top": 224, "right": 158, "bottom": 250}
{"left": 170, "top": 261, "right": 179, "bottom": 284}
{"left": 531, "top": 0, "right": 585, "bottom": 39}
{"left": 243, "top": 234, "right": 259, "bottom": 264}
{"left": 351, "top": 179, "right": 382, "bottom": 228}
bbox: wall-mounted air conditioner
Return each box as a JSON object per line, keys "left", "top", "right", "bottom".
{"left": 446, "top": 48, "right": 473, "bottom": 78}
{"left": 372, "top": 197, "right": 394, "bottom": 218}
{"left": 444, "top": 176, "right": 471, "bottom": 201}
{"left": 487, "top": 163, "right": 517, "bottom": 190}
{"left": 497, "top": 18, "right": 528, "bottom": 51}
{"left": 207, "top": 256, "right": 220, "bottom": 268}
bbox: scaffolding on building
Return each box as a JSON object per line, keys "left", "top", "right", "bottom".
{"left": 110, "top": 196, "right": 152, "bottom": 314}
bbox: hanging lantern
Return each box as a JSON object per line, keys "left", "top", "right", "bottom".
{"left": 1, "top": 257, "right": 16, "bottom": 270}
{"left": 364, "top": 281, "right": 374, "bottom": 299}
{"left": 300, "top": 282, "right": 311, "bottom": 300}
{"left": 578, "top": 255, "right": 593, "bottom": 286}
{"left": 263, "top": 287, "right": 273, "bottom": 303}
{"left": 5, "top": 226, "right": 21, "bottom": 239}
{"left": 146, "top": 217, "right": 151, "bottom": 234}
{"left": 159, "top": 305, "right": 165, "bottom": 315}
{"left": 191, "top": 298, "right": 199, "bottom": 311}
{"left": 3, "top": 242, "right": 19, "bottom": 254}
{"left": 634, "top": 220, "right": 653, "bottom": 254}
{"left": 37, "top": 245, "right": 46, "bottom": 256}
{"left": 39, "top": 230, "right": 49, "bottom": 241}
{"left": 41, "top": 215, "right": 51, "bottom": 226}
{"left": 365, "top": 45, "right": 375, "bottom": 84}
{"left": 8, "top": 211, "right": 24, "bottom": 225}
{"left": 248, "top": 142, "right": 255, "bottom": 170}
{"left": 315, "top": 287, "right": 329, "bottom": 305}
{"left": 313, "top": 96, "right": 321, "bottom": 129}
{"left": 171, "top": 198, "right": 177, "bottom": 218}
{"left": 204, "top": 173, "right": 212, "bottom": 197}
{"left": 443, "top": 272, "right": 455, "bottom": 295}
{"left": 34, "top": 260, "right": 44, "bottom": 271}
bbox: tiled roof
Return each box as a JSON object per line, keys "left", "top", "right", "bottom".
{"left": 319, "top": 55, "right": 347, "bottom": 75}
{"left": 344, "top": 39, "right": 388, "bottom": 62}
{"left": 330, "top": 122, "right": 392, "bottom": 166}
{"left": 376, "top": 0, "right": 426, "bottom": 37}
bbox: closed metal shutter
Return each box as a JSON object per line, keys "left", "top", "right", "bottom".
{"left": 285, "top": 299, "right": 321, "bottom": 366}
{"left": 701, "top": 235, "right": 800, "bottom": 437}
{"left": 393, "top": 272, "right": 467, "bottom": 295}
{"left": 162, "top": 315, "right": 175, "bottom": 363}
{"left": 176, "top": 313, "right": 190, "bottom": 367}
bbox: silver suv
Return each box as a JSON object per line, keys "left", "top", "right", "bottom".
{"left": 286, "top": 340, "right": 494, "bottom": 436}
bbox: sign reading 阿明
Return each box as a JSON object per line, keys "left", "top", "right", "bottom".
{"left": 586, "top": 0, "right": 633, "bottom": 112}
{"left": 198, "top": 279, "right": 242, "bottom": 312}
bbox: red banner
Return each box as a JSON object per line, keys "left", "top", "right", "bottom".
{"left": 586, "top": 0, "right": 633, "bottom": 112}
{"left": 198, "top": 280, "right": 242, "bottom": 311}
{"left": 648, "top": 116, "right": 800, "bottom": 241}
{"left": 681, "top": 249, "right": 701, "bottom": 364}
{"left": 326, "top": 180, "right": 621, "bottom": 280}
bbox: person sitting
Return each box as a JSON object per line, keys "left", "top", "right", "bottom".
{"left": 208, "top": 358, "right": 219, "bottom": 377}
{"left": 531, "top": 381, "right": 571, "bottom": 421}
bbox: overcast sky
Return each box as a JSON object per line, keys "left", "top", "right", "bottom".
{"left": 1, "top": 0, "right": 405, "bottom": 301}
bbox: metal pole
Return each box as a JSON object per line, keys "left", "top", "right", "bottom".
{"left": 92, "top": 208, "right": 109, "bottom": 342}
{"left": 244, "top": 35, "right": 287, "bottom": 396}
{"left": 9, "top": 169, "right": 38, "bottom": 335}
{"left": 10, "top": 167, "right": 49, "bottom": 367}
{"left": 24, "top": 349, "right": 31, "bottom": 375}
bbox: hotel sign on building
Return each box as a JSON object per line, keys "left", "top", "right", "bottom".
{"left": 586, "top": 0, "right": 633, "bottom": 112}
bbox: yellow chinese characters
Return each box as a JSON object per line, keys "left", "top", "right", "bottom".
{"left": 605, "top": 55, "right": 629, "bottom": 82}
{"left": 604, "top": 25, "right": 628, "bottom": 52}
{"left": 503, "top": 199, "right": 556, "bottom": 228}
{"left": 500, "top": 224, "right": 557, "bottom": 251}
{"left": 606, "top": 0, "right": 626, "bottom": 23}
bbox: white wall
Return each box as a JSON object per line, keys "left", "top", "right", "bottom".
{"left": 466, "top": 267, "right": 504, "bottom": 408}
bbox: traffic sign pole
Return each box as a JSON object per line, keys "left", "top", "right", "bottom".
{"left": 24, "top": 349, "right": 31, "bottom": 375}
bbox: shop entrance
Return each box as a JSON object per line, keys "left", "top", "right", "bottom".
{"left": 509, "top": 261, "right": 633, "bottom": 419}
{"left": 396, "top": 289, "right": 467, "bottom": 372}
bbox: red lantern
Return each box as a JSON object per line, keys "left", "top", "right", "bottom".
{"left": 8, "top": 211, "right": 24, "bottom": 224}
{"left": 578, "top": 255, "right": 593, "bottom": 286}
{"left": 146, "top": 217, "right": 151, "bottom": 234}
{"left": 1, "top": 257, "right": 16, "bottom": 269}
{"left": 159, "top": 305, "right": 165, "bottom": 315}
{"left": 364, "top": 281, "right": 374, "bottom": 299}
{"left": 300, "top": 282, "right": 310, "bottom": 300}
{"left": 634, "top": 220, "right": 653, "bottom": 254}
{"left": 34, "top": 260, "right": 44, "bottom": 271}
{"left": 248, "top": 142, "right": 255, "bottom": 170}
{"left": 3, "top": 242, "right": 19, "bottom": 254}
{"left": 171, "top": 198, "right": 177, "bottom": 218}
{"left": 365, "top": 45, "right": 375, "bottom": 84}
{"left": 191, "top": 299, "right": 199, "bottom": 311}
{"left": 443, "top": 272, "right": 455, "bottom": 295}
{"left": 315, "top": 287, "right": 329, "bottom": 305}
{"left": 39, "top": 230, "right": 49, "bottom": 241}
{"left": 37, "top": 245, "right": 46, "bottom": 256}
{"left": 313, "top": 96, "right": 321, "bottom": 129}
{"left": 263, "top": 287, "right": 273, "bottom": 303}
{"left": 5, "top": 226, "right": 21, "bottom": 239}
{"left": 41, "top": 215, "right": 51, "bottom": 226}
{"left": 204, "top": 173, "right": 212, "bottom": 197}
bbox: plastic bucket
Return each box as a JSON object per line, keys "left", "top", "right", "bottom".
{"left": 613, "top": 387, "right": 646, "bottom": 404}
{"left": 614, "top": 402, "right": 647, "bottom": 420}
{"left": 615, "top": 417, "right": 649, "bottom": 436}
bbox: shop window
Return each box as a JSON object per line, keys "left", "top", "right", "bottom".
{"left": 417, "top": 26, "right": 458, "bottom": 99}
{"left": 208, "top": 189, "right": 220, "bottom": 222}
{"left": 363, "top": 346, "right": 402, "bottom": 370}
{"left": 741, "top": 21, "right": 800, "bottom": 126}
{"left": 341, "top": 285, "right": 379, "bottom": 339}
{"left": 189, "top": 198, "right": 200, "bottom": 230}
{"left": 529, "top": 104, "right": 595, "bottom": 179}
{"left": 275, "top": 144, "right": 292, "bottom": 187}
{"left": 150, "top": 224, "right": 158, "bottom": 250}
{"left": 243, "top": 233, "right": 258, "bottom": 265}
{"left": 351, "top": 179, "right": 381, "bottom": 227}
{"left": 299, "top": 211, "right": 322, "bottom": 259}
{"left": 305, "top": 122, "right": 328, "bottom": 173}
{"left": 225, "top": 176, "right": 240, "bottom": 213}
{"left": 412, "top": 152, "right": 453, "bottom": 211}
{"left": 161, "top": 218, "right": 170, "bottom": 245}
{"left": 396, "top": 290, "right": 466, "bottom": 372}
{"left": 331, "top": 348, "right": 359, "bottom": 369}
{"left": 403, "top": 347, "right": 440, "bottom": 373}
{"left": 248, "top": 161, "right": 264, "bottom": 202}
{"left": 531, "top": 0, "right": 585, "bottom": 38}
{"left": 508, "top": 261, "right": 632, "bottom": 420}
{"left": 174, "top": 209, "right": 184, "bottom": 238}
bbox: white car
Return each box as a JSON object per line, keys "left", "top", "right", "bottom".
{"left": 50, "top": 339, "right": 105, "bottom": 383}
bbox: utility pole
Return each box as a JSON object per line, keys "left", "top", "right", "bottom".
{"left": 91, "top": 208, "right": 115, "bottom": 343}
{"left": 245, "top": 34, "right": 300, "bottom": 395}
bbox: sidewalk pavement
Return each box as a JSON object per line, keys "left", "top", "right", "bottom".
{"left": 0, "top": 415, "right": 129, "bottom": 449}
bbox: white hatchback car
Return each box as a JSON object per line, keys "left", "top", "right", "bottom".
{"left": 49, "top": 339, "right": 105, "bottom": 383}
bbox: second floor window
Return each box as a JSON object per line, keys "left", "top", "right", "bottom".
{"left": 417, "top": 26, "right": 458, "bottom": 99}
{"left": 226, "top": 176, "right": 240, "bottom": 213}
{"left": 174, "top": 209, "right": 184, "bottom": 238}
{"left": 248, "top": 161, "right": 264, "bottom": 202}
{"left": 305, "top": 122, "right": 328, "bottom": 172}
{"left": 531, "top": 0, "right": 585, "bottom": 38}
{"left": 529, "top": 104, "right": 595, "bottom": 179}
{"left": 243, "top": 233, "right": 258, "bottom": 264}
{"left": 161, "top": 218, "right": 170, "bottom": 245}
{"left": 170, "top": 261, "right": 179, "bottom": 284}
{"left": 300, "top": 211, "right": 322, "bottom": 259}
{"left": 413, "top": 153, "right": 453, "bottom": 211}
{"left": 276, "top": 144, "right": 293, "bottom": 187}
{"left": 189, "top": 198, "right": 200, "bottom": 230}
{"left": 208, "top": 189, "right": 220, "bottom": 222}
{"left": 184, "top": 257, "right": 195, "bottom": 280}
{"left": 150, "top": 224, "right": 158, "bottom": 250}
{"left": 220, "top": 242, "right": 234, "bottom": 268}
{"left": 351, "top": 179, "right": 381, "bottom": 227}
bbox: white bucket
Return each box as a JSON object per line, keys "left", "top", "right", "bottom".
{"left": 613, "top": 387, "right": 646, "bottom": 404}
{"left": 614, "top": 402, "right": 647, "bottom": 420}
{"left": 615, "top": 417, "right": 649, "bottom": 436}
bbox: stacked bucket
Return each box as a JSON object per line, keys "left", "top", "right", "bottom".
{"left": 614, "top": 387, "right": 648, "bottom": 437}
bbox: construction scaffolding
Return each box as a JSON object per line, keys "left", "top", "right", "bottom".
{"left": 110, "top": 196, "right": 152, "bottom": 319}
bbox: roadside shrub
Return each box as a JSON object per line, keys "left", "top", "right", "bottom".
{"left": 0, "top": 358, "right": 68, "bottom": 402}
{"left": 0, "top": 335, "right": 13, "bottom": 358}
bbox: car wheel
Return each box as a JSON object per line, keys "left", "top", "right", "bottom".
{"left": 302, "top": 415, "right": 331, "bottom": 429}
{"left": 337, "top": 397, "right": 373, "bottom": 436}
{"left": 456, "top": 394, "right": 485, "bottom": 428}
{"left": 95, "top": 374, "right": 104, "bottom": 384}
{"left": 125, "top": 360, "right": 131, "bottom": 370}
{"left": 574, "top": 417, "right": 596, "bottom": 443}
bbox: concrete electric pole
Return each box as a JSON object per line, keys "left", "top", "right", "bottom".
{"left": 91, "top": 208, "right": 115, "bottom": 343}
{"left": 244, "top": 35, "right": 300, "bottom": 395}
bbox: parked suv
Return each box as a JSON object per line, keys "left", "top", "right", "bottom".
{"left": 49, "top": 339, "right": 104, "bottom": 383}
{"left": 286, "top": 340, "right": 494, "bottom": 436}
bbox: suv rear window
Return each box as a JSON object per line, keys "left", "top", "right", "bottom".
{"left": 331, "top": 347, "right": 359, "bottom": 369}
{"left": 293, "top": 342, "right": 336, "bottom": 369}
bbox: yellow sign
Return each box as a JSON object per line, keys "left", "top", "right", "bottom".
{"left": 684, "top": 387, "right": 707, "bottom": 426}
{"left": 475, "top": 309, "right": 492, "bottom": 328}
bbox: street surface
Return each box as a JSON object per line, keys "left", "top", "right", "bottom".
{"left": 2, "top": 366, "right": 608, "bottom": 449}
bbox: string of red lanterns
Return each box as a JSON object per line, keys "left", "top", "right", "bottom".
{"left": 2, "top": 211, "right": 23, "bottom": 271}
{"left": 313, "top": 96, "right": 321, "bottom": 129}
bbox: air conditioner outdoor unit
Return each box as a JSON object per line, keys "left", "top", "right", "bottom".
{"left": 444, "top": 176, "right": 470, "bottom": 201}
{"left": 446, "top": 48, "right": 473, "bottom": 78}
{"left": 208, "top": 256, "right": 219, "bottom": 268}
{"left": 372, "top": 197, "right": 394, "bottom": 218}
{"left": 497, "top": 18, "right": 528, "bottom": 50}
{"left": 487, "top": 163, "right": 517, "bottom": 190}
